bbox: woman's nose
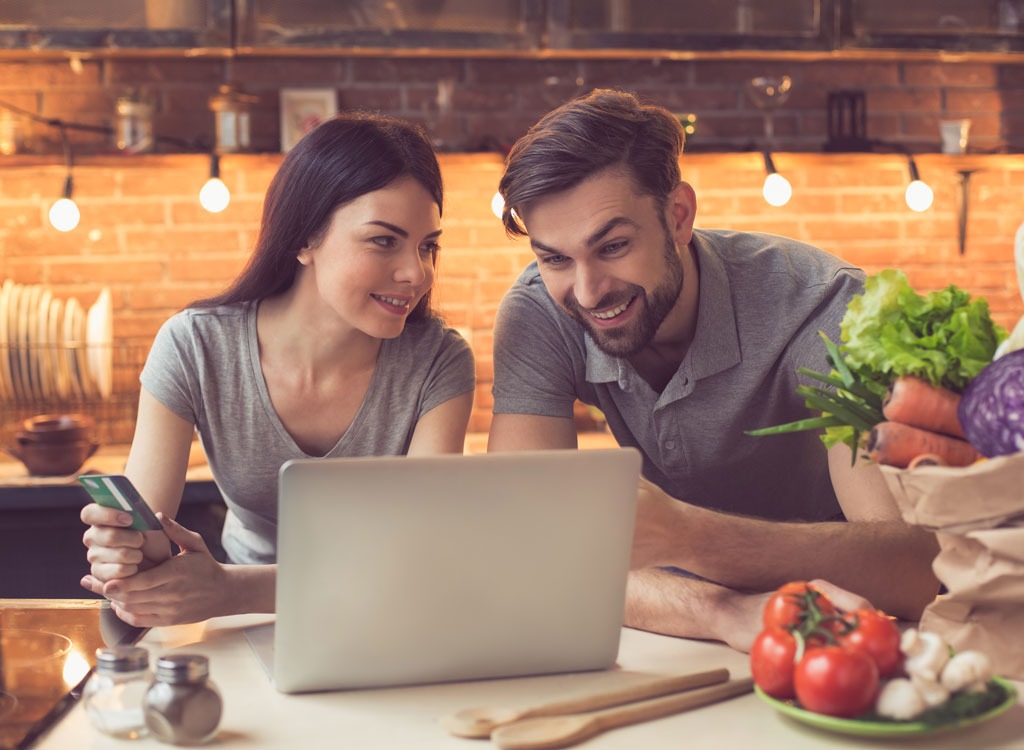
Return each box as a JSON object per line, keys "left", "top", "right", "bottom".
{"left": 394, "top": 248, "right": 431, "bottom": 285}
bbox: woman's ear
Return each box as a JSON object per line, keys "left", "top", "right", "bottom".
{"left": 296, "top": 247, "right": 312, "bottom": 266}
{"left": 666, "top": 181, "right": 697, "bottom": 244}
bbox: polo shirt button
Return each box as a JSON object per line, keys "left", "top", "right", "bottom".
{"left": 665, "top": 440, "right": 676, "bottom": 450}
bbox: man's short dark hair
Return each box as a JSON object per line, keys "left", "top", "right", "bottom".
{"left": 499, "top": 89, "right": 685, "bottom": 237}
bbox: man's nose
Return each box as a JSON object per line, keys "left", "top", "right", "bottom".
{"left": 573, "top": 264, "right": 608, "bottom": 309}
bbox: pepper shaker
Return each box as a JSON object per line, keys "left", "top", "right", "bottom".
{"left": 143, "top": 654, "right": 222, "bottom": 745}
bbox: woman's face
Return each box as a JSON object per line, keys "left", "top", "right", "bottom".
{"left": 297, "top": 176, "right": 441, "bottom": 339}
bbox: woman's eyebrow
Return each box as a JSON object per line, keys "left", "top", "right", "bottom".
{"left": 366, "top": 221, "right": 442, "bottom": 241}
{"left": 366, "top": 220, "right": 408, "bottom": 237}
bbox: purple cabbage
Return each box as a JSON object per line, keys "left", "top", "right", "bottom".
{"left": 958, "top": 349, "right": 1024, "bottom": 458}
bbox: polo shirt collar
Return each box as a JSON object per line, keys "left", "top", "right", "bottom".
{"left": 583, "top": 229, "right": 741, "bottom": 386}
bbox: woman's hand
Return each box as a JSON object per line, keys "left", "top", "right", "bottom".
{"left": 83, "top": 513, "right": 231, "bottom": 627}
{"left": 81, "top": 502, "right": 172, "bottom": 583}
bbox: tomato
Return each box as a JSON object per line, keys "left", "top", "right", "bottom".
{"left": 794, "top": 646, "right": 880, "bottom": 718}
{"left": 762, "top": 581, "right": 837, "bottom": 631}
{"left": 838, "top": 609, "right": 903, "bottom": 677}
{"left": 750, "top": 627, "right": 799, "bottom": 699}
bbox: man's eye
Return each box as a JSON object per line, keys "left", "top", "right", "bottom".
{"left": 540, "top": 255, "right": 569, "bottom": 267}
{"left": 601, "top": 241, "right": 627, "bottom": 255}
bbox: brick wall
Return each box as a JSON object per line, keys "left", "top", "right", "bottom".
{"left": 2, "top": 151, "right": 1022, "bottom": 439}
{"left": 2, "top": 54, "right": 1024, "bottom": 154}
{"left": 1, "top": 53, "right": 1023, "bottom": 441}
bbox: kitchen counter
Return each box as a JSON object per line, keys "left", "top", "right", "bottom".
{"left": 27, "top": 612, "right": 1024, "bottom": 750}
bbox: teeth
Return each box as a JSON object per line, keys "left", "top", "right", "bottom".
{"left": 374, "top": 294, "right": 409, "bottom": 308}
{"left": 591, "top": 300, "right": 630, "bottom": 320}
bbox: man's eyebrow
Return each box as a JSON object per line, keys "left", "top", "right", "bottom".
{"left": 530, "top": 216, "right": 638, "bottom": 255}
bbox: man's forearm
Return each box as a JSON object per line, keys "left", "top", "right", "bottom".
{"left": 655, "top": 505, "right": 940, "bottom": 620}
{"left": 625, "top": 568, "right": 765, "bottom": 652}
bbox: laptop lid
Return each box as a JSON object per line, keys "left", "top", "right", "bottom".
{"left": 264, "top": 448, "right": 641, "bottom": 693}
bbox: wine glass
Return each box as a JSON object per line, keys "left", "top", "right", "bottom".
{"left": 746, "top": 75, "right": 793, "bottom": 143}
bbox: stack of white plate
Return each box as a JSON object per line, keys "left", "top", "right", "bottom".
{"left": 0, "top": 281, "right": 113, "bottom": 403}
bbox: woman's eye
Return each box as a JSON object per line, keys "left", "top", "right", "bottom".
{"left": 420, "top": 242, "right": 441, "bottom": 257}
{"left": 371, "top": 236, "right": 397, "bottom": 249}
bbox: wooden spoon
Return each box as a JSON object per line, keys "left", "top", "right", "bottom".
{"left": 490, "top": 677, "right": 754, "bottom": 750}
{"left": 440, "top": 667, "right": 729, "bottom": 738}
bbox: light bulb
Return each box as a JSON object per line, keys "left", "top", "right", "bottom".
{"left": 762, "top": 172, "right": 792, "bottom": 207}
{"left": 490, "top": 191, "right": 504, "bottom": 220}
{"left": 49, "top": 197, "right": 80, "bottom": 231}
{"left": 905, "top": 180, "right": 934, "bottom": 212}
{"left": 200, "top": 177, "right": 231, "bottom": 213}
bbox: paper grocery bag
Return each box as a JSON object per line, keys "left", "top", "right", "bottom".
{"left": 880, "top": 451, "right": 1024, "bottom": 679}
{"left": 880, "top": 452, "right": 1024, "bottom": 531}
{"left": 920, "top": 601, "right": 1024, "bottom": 679}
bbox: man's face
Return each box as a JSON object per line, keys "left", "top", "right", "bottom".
{"left": 519, "top": 168, "right": 692, "bottom": 357}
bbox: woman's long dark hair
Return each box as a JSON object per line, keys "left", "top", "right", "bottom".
{"left": 192, "top": 112, "right": 443, "bottom": 321}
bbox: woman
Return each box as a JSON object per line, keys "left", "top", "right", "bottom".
{"left": 80, "top": 113, "right": 475, "bottom": 627}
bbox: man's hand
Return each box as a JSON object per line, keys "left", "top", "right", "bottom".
{"left": 630, "top": 476, "right": 685, "bottom": 570}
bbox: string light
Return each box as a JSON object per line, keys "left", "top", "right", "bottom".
{"left": 904, "top": 155, "right": 934, "bottom": 212}
{"left": 49, "top": 126, "right": 80, "bottom": 232}
{"left": 761, "top": 152, "right": 792, "bottom": 207}
{"left": 1, "top": 98, "right": 225, "bottom": 227}
{"left": 199, "top": 153, "right": 231, "bottom": 213}
{"left": 490, "top": 191, "right": 504, "bottom": 220}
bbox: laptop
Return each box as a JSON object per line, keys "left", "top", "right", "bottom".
{"left": 246, "top": 448, "right": 641, "bottom": 693}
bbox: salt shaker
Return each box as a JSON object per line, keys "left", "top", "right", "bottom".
{"left": 83, "top": 645, "right": 151, "bottom": 739}
{"left": 143, "top": 654, "right": 222, "bottom": 745}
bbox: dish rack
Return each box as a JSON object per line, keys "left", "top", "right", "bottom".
{"left": 1, "top": 340, "right": 149, "bottom": 447}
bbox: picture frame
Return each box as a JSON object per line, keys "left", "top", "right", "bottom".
{"left": 279, "top": 88, "right": 338, "bottom": 152}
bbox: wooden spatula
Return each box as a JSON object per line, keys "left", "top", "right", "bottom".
{"left": 490, "top": 677, "right": 754, "bottom": 750}
{"left": 440, "top": 668, "right": 730, "bottom": 738}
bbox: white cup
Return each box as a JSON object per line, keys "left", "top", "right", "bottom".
{"left": 940, "top": 119, "right": 971, "bottom": 154}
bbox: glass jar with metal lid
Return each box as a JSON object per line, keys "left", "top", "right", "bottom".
{"left": 143, "top": 653, "right": 222, "bottom": 745}
{"left": 82, "top": 645, "right": 151, "bottom": 739}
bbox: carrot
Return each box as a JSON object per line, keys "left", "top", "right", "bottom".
{"left": 867, "top": 421, "right": 982, "bottom": 468}
{"left": 907, "top": 453, "right": 947, "bottom": 469}
{"left": 882, "top": 375, "right": 965, "bottom": 438}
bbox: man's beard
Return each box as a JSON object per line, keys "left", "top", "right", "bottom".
{"left": 563, "top": 233, "right": 685, "bottom": 358}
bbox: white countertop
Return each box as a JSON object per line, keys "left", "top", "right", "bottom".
{"left": 32, "top": 615, "right": 1024, "bottom": 750}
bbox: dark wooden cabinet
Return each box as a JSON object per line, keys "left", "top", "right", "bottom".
{"left": 0, "top": 0, "right": 231, "bottom": 51}
{"left": 237, "top": 0, "right": 545, "bottom": 51}
{"left": 0, "top": 482, "right": 226, "bottom": 598}
{"left": 0, "top": 1, "right": 1021, "bottom": 57}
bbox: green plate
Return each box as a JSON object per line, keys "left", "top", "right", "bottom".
{"left": 755, "top": 677, "right": 1018, "bottom": 739}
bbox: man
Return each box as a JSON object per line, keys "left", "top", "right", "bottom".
{"left": 488, "top": 89, "right": 939, "bottom": 650}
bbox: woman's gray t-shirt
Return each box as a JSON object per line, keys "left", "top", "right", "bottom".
{"left": 140, "top": 301, "right": 475, "bottom": 564}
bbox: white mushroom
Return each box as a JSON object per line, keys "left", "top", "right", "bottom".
{"left": 876, "top": 678, "right": 928, "bottom": 720}
{"left": 910, "top": 672, "right": 951, "bottom": 708}
{"left": 901, "top": 629, "right": 950, "bottom": 682}
{"left": 940, "top": 650, "right": 993, "bottom": 694}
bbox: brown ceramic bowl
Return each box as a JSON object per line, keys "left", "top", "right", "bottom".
{"left": 4, "top": 439, "right": 100, "bottom": 476}
{"left": 17, "top": 414, "right": 95, "bottom": 444}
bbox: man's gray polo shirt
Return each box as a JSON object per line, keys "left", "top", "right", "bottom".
{"left": 492, "top": 228, "right": 865, "bottom": 522}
